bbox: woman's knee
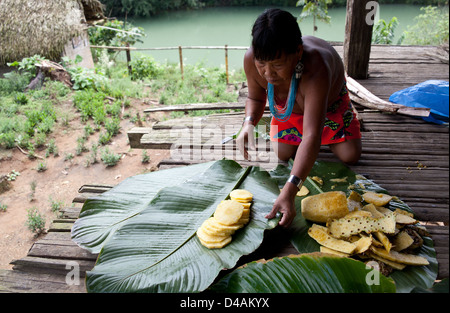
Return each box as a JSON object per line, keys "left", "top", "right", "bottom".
{"left": 272, "top": 142, "right": 298, "bottom": 162}
{"left": 330, "top": 139, "right": 362, "bottom": 165}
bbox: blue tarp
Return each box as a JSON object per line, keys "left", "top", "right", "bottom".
{"left": 389, "top": 80, "right": 449, "bottom": 125}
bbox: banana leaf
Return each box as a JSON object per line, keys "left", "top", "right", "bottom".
{"left": 270, "top": 160, "right": 438, "bottom": 293}
{"left": 72, "top": 161, "right": 215, "bottom": 253}
{"left": 84, "top": 159, "right": 281, "bottom": 293}
{"left": 209, "top": 253, "right": 396, "bottom": 293}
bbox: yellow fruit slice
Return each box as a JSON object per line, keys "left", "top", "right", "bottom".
{"left": 239, "top": 202, "right": 252, "bottom": 209}
{"left": 230, "top": 189, "right": 253, "bottom": 202}
{"left": 199, "top": 236, "right": 232, "bottom": 249}
{"left": 202, "top": 217, "right": 240, "bottom": 236}
{"left": 214, "top": 200, "right": 244, "bottom": 225}
{"left": 362, "top": 191, "right": 392, "bottom": 207}
{"left": 196, "top": 227, "right": 229, "bottom": 243}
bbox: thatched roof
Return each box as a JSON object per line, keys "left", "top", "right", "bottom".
{"left": 0, "top": 0, "right": 104, "bottom": 65}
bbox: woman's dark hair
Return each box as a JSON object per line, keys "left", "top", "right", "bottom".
{"left": 251, "top": 8, "right": 303, "bottom": 61}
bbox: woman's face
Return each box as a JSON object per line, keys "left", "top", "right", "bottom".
{"left": 254, "top": 50, "right": 300, "bottom": 86}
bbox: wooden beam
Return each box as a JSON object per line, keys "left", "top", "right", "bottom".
{"left": 344, "top": 0, "right": 375, "bottom": 79}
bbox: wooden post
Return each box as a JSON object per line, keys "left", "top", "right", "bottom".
{"left": 126, "top": 43, "right": 132, "bottom": 76}
{"left": 225, "top": 45, "right": 229, "bottom": 84}
{"left": 178, "top": 46, "right": 184, "bottom": 80}
{"left": 344, "top": 0, "right": 375, "bottom": 79}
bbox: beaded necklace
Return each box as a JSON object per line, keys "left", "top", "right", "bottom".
{"left": 268, "top": 72, "right": 298, "bottom": 122}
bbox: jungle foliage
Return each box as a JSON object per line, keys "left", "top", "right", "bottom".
{"left": 99, "top": 0, "right": 448, "bottom": 17}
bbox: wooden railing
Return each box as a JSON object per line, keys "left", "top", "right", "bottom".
{"left": 90, "top": 45, "right": 248, "bottom": 83}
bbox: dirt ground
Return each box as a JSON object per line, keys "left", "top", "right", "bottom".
{"left": 0, "top": 98, "right": 171, "bottom": 270}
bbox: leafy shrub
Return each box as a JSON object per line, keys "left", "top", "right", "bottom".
{"left": 26, "top": 207, "right": 45, "bottom": 234}
{"left": 101, "top": 147, "right": 121, "bottom": 166}
{"left": 67, "top": 66, "right": 107, "bottom": 90}
{"left": 73, "top": 89, "right": 106, "bottom": 122}
{"left": 7, "top": 55, "right": 46, "bottom": 77}
{"left": 0, "top": 72, "right": 30, "bottom": 95}
{"left": 401, "top": 6, "right": 449, "bottom": 45}
{"left": 129, "top": 54, "right": 161, "bottom": 80}
{"left": 105, "top": 117, "right": 121, "bottom": 136}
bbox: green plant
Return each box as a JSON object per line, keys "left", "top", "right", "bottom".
{"left": 0, "top": 72, "right": 30, "bottom": 95}
{"left": 76, "top": 136, "right": 89, "bottom": 155}
{"left": 14, "top": 93, "right": 29, "bottom": 105}
{"left": 100, "top": 147, "right": 121, "bottom": 167}
{"left": 373, "top": 17, "right": 400, "bottom": 44}
{"left": 105, "top": 117, "right": 121, "bottom": 136}
{"left": 7, "top": 55, "right": 46, "bottom": 77}
{"left": 49, "top": 197, "right": 64, "bottom": 214}
{"left": 297, "top": 0, "right": 333, "bottom": 34}
{"left": 36, "top": 162, "right": 47, "bottom": 172}
{"left": 68, "top": 66, "right": 108, "bottom": 90}
{"left": 84, "top": 124, "right": 95, "bottom": 139}
{"left": 401, "top": 5, "right": 449, "bottom": 45}
{"left": 0, "top": 131, "right": 16, "bottom": 149}
{"left": 26, "top": 207, "right": 45, "bottom": 234}
{"left": 64, "top": 152, "right": 74, "bottom": 161}
{"left": 141, "top": 150, "right": 150, "bottom": 163}
{"left": 6, "top": 170, "right": 20, "bottom": 181}
{"left": 46, "top": 139, "right": 59, "bottom": 157}
{"left": 0, "top": 203, "right": 7, "bottom": 212}
{"left": 73, "top": 89, "right": 107, "bottom": 122}
{"left": 129, "top": 54, "right": 161, "bottom": 80}
{"left": 98, "top": 131, "right": 112, "bottom": 145}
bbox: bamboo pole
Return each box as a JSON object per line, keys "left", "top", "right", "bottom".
{"left": 90, "top": 44, "right": 249, "bottom": 81}
{"left": 90, "top": 45, "right": 248, "bottom": 51}
{"left": 225, "top": 44, "right": 229, "bottom": 84}
{"left": 179, "top": 46, "right": 184, "bottom": 80}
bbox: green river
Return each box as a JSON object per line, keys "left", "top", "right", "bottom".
{"left": 129, "top": 4, "right": 424, "bottom": 69}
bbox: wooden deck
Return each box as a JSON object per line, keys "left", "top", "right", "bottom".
{"left": 0, "top": 44, "right": 448, "bottom": 293}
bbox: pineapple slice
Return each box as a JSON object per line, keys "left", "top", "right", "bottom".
{"left": 327, "top": 213, "right": 396, "bottom": 238}
{"left": 363, "top": 191, "right": 392, "bottom": 206}
{"left": 301, "top": 191, "right": 349, "bottom": 223}
{"left": 308, "top": 224, "right": 356, "bottom": 254}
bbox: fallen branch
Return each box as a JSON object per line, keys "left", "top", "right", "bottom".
{"left": 346, "top": 75, "right": 430, "bottom": 118}
{"left": 15, "top": 144, "right": 44, "bottom": 160}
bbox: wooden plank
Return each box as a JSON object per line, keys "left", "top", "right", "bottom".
{"left": 78, "top": 184, "right": 113, "bottom": 193}
{"left": 48, "top": 221, "right": 74, "bottom": 232}
{"left": 144, "top": 102, "right": 244, "bottom": 113}
{"left": 27, "top": 242, "right": 97, "bottom": 261}
{"left": 60, "top": 207, "right": 82, "bottom": 219}
{"left": 72, "top": 192, "right": 99, "bottom": 204}
{"left": 0, "top": 269, "right": 86, "bottom": 293}
{"left": 10, "top": 256, "right": 94, "bottom": 277}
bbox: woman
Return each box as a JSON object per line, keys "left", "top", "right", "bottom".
{"left": 237, "top": 8, "right": 362, "bottom": 227}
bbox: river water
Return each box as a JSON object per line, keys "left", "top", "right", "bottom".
{"left": 129, "top": 4, "right": 423, "bottom": 69}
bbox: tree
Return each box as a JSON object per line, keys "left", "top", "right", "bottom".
{"left": 297, "top": 0, "right": 333, "bottom": 35}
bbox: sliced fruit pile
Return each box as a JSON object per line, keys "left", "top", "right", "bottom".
{"left": 197, "top": 189, "right": 253, "bottom": 249}
{"left": 304, "top": 190, "right": 430, "bottom": 276}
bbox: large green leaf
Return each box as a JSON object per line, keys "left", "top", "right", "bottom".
{"left": 85, "top": 159, "right": 281, "bottom": 293}
{"left": 210, "top": 253, "right": 396, "bottom": 293}
{"left": 72, "top": 162, "right": 215, "bottom": 253}
{"left": 272, "top": 160, "right": 438, "bottom": 293}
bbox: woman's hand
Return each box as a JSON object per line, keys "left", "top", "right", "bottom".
{"left": 265, "top": 183, "right": 297, "bottom": 227}
{"left": 236, "top": 123, "right": 256, "bottom": 160}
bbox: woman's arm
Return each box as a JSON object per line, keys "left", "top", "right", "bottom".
{"left": 266, "top": 65, "right": 331, "bottom": 227}
{"left": 237, "top": 49, "right": 267, "bottom": 159}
